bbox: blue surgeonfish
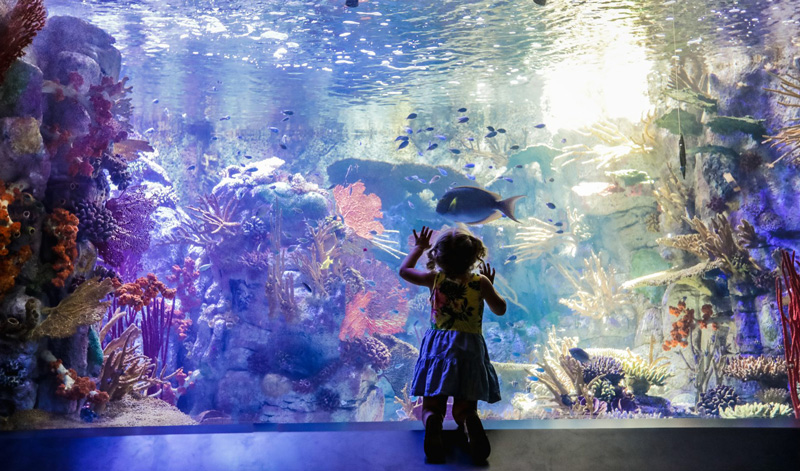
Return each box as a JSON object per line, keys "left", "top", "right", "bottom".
{"left": 436, "top": 186, "right": 525, "bottom": 225}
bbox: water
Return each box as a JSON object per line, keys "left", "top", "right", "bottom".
{"left": 1, "top": 0, "right": 799, "bottom": 428}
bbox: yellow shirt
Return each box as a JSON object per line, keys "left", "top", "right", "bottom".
{"left": 430, "top": 271, "right": 484, "bottom": 334}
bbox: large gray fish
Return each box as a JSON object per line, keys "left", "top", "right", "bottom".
{"left": 679, "top": 134, "right": 686, "bottom": 179}
{"left": 436, "top": 186, "right": 525, "bottom": 225}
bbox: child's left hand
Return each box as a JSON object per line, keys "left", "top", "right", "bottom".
{"left": 412, "top": 226, "right": 433, "bottom": 250}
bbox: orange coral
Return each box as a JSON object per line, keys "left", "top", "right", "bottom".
{"left": 339, "top": 289, "right": 408, "bottom": 340}
{"left": 0, "top": 0, "right": 47, "bottom": 81}
{"left": 0, "top": 181, "right": 31, "bottom": 301}
{"left": 115, "top": 273, "right": 176, "bottom": 311}
{"left": 45, "top": 208, "right": 79, "bottom": 288}
{"left": 663, "top": 302, "right": 716, "bottom": 351}
{"left": 332, "top": 181, "right": 385, "bottom": 239}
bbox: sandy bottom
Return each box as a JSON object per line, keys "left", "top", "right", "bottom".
{"left": 2, "top": 396, "right": 197, "bottom": 431}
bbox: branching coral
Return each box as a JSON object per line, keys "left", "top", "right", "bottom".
{"left": 553, "top": 118, "right": 654, "bottom": 169}
{"left": 0, "top": 0, "right": 46, "bottom": 81}
{"left": 776, "top": 250, "right": 800, "bottom": 418}
{"left": 333, "top": 181, "right": 404, "bottom": 258}
{"left": 96, "top": 321, "right": 161, "bottom": 405}
{"left": 652, "top": 163, "right": 690, "bottom": 224}
{"left": 186, "top": 194, "right": 241, "bottom": 237}
{"left": 723, "top": 356, "right": 788, "bottom": 386}
{"left": 393, "top": 383, "right": 423, "bottom": 421}
{"left": 29, "top": 277, "right": 114, "bottom": 340}
{"left": 502, "top": 209, "right": 587, "bottom": 262}
{"left": 756, "top": 388, "right": 790, "bottom": 405}
{"left": 764, "top": 72, "right": 800, "bottom": 168}
{"left": 44, "top": 208, "right": 79, "bottom": 288}
{"left": 718, "top": 402, "right": 794, "bottom": 418}
{"left": 262, "top": 207, "right": 298, "bottom": 321}
{"left": 663, "top": 302, "right": 723, "bottom": 403}
{"left": 658, "top": 214, "right": 761, "bottom": 279}
{"left": 555, "top": 251, "right": 633, "bottom": 321}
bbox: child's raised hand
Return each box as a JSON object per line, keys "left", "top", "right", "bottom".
{"left": 479, "top": 262, "right": 496, "bottom": 284}
{"left": 412, "top": 226, "right": 433, "bottom": 250}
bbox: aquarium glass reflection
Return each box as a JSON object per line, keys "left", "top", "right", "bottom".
{"left": 1, "top": 0, "right": 799, "bottom": 429}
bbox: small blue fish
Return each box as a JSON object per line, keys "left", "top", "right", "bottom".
{"left": 485, "top": 131, "right": 497, "bottom": 138}
{"left": 487, "top": 126, "right": 495, "bottom": 132}
{"left": 282, "top": 117, "right": 290, "bottom": 122}
{"left": 426, "top": 143, "right": 438, "bottom": 151}
{"left": 269, "top": 127, "right": 279, "bottom": 133}
{"left": 187, "top": 165, "right": 196, "bottom": 171}
{"left": 438, "top": 168, "right": 448, "bottom": 176}
{"left": 458, "top": 116, "right": 469, "bottom": 123}
{"left": 561, "top": 138, "right": 567, "bottom": 143}
{"left": 435, "top": 135, "right": 447, "bottom": 141}
{"left": 211, "top": 136, "right": 218, "bottom": 140}
{"left": 426, "top": 127, "right": 435, "bottom": 131}
{"left": 404, "top": 176, "right": 414, "bottom": 181}
{"left": 569, "top": 347, "right": 591, "bottom": 363}
{"left": 418, "top": 178, "right": 428, "bottom": 184}
{"left": 366, "top": 280, "right": 377, "bottom": 287}
{"left": 492, "top": 337, "right": 502, "bottom": 343}
{"left": 527, "top": 376, "right": 539, "bottom": 382}
{"left": 535, "top": 123, "right": 546, "bottom": 129}
{"left": 395, "top": 136, "right": 409, "bottom": 141}
{"left": 466, "top": 174, "right": 476, "bottom": 180}
{"left": 554, "top": 222, "right": 563, "bottom": 227}
{"left": 510, "top": 145, "right": 520, "bottom": 150}
{"left": 555, "top": 230, "right": 564, "bottom": 234}
{"left": 504, "top": 177, "right": 513, "bottom": 183}
{"left": 515, "top": 165, "right": 524, "bottom": 168}
{"left": 429, "top": 175, "right": 441, "bottom": 184}
{"left": 464, "top": 163, "right": 475, "bottom": 168}
{"left": 466, "top": 137, "right": 475, "bottom": 141}
{"left": 497, "top": 128, "right": 506, "bottom": 134}
{"left": 245, "top": 155, "right": 253, "bottom": 159}
{"left": 219, "top": 115, "right": 230, "bottom": 121}
{"left": 283, "top": 110, "right": 294, "bottom": 115}
{"left": 302, "top": 282, "right": 313, "bottom": 293}
{"left": 449, "top": 148, "right": 461, "bottom": 154}
{"left": 151, "top": 99, "right": 159, "bottom": 104}
{"left": 398, "top": 140, "right": 409, "bottom": 150}
{"left": 407, "top": 113, "right": 418, "bottom": 119}
{"left": 458, "top": 107, "right": 467, "bottom": 112}
{"left": 405, "top": 127, "right": 413, "bottom": 134}
{"left": 279, "top": 144, "right": 287, "bottom": 150}
{"left": 506, "top": 255, "right": 518, "bottom": 263}
{"left": 546, "top": 202, "right": 556, "bottom": 209}
{"left": 549, "top": 177, "right": 554, "bottom": 182}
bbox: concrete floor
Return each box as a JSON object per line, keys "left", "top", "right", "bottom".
{"left": 2, "top": 419, "right": 799, "bottom": 471}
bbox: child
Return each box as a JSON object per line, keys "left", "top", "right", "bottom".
{"left": 398, "top": 226, "right": 506, "bottom": 464}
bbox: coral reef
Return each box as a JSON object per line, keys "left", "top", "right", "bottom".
{"left": 0, "top": 0, "right": 46, "bottom": 81}
{"left": 339, "top": 336, "right": 391, "bottom": 371}
{"left": 553, "top": 118, "right": 654, "bottom": 169}
{"left": 723, "top": 356, "right": 788, "bottom": 387}
{"left": 696, "top": 385, "right": 741, "bottom": 416}
{"left": 44, "top": 208, "right": 79, "bottom": 288}
{"left": 332, "top": 181, "right": 403, "bottom": 258}
{"left": 582, "top": 356, "right": 624, "bottom": 386}
{"left": 756, "top": 388, "right": 790, "bottom": 405}
{"left": 556, "top": 251, "right": 633, "bottom": 321}
{"left": 718, "top": 402, "right": 793, "bottom": 418}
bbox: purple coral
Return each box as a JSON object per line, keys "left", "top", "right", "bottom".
{"left": 339, "top": 336, "right": 391, "bottom": 371}
{"left": 96, "top": 188, "right": 156, "bottom": 276}
{"left": 583, "top": 356, "right": 624, "bottom": 386}
{"left": 73, "top": 201, "right": 118, "bottom": 242}
{"left": 696, "top": 385, "right": 741, "bottom": 416}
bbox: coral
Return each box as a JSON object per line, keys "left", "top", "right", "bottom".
{"left": 0, "top": 360, "right": 25, "bottom": 392}
{"left": 72, "top": 200, "right": 118, "bottom": 243}
{"left": 644, "top": 211, "right": 660, "bottom": 233}
{"left": 333, "top": 181, "right": 402, "bottom": 258}
{"left": 96, "top": 322, "right": 160, "bottom": 404}
{"left": 340, "top": 336, "right": 391, "bottom": 371}
{"left": 30, "top": 277, "right": 114, "bottom": 340}
{"left": 776, "top": 250, "right": 800, "bottom": 418}
{"left": 696, "top": 385, "right": 741, "bottom": 416}
{"left": 393, "top": 383, "right": 423, "bottom": 421}
{"left": 315, "top": 388, "right": 340, "bottom": 412}
{"left": 582, "top": 356, "right": 624, "bottom": 386}
{"left": 167, "top": 257, "right": 201, "bottom": 312}
{"left": 339, "top": 290, "right": 408, "bottom": 340}
{"left": 42, "top": 350, "right": 109, "bottom": 409}
{"left": 186, "top": 194, "right": 241, "bottom": 237}
{"left": 241, "top": 215, "right": 269, "bottom": 239}
{"left": 621, "top": 260, "right": 725, "bottom": 290}
{"left": 723, "top": 356, "right": 788, "bottom": 386}
{"left": 764, "top": 72, "right": 800, "bottom": 167}
{"left": 592, "top": 379, "right": 616, "bottom": 403}
{"left": 503, "top": 214, "right": 580, "bottom": 262}
{"left": 718, "top": 402, "right": 793, "bottom": 419}
{"left": 756, "top": 388, "right": 790, "bottom": 405}
{"left": 556, "top": 251, "right": 633, "bottom": 320}
{"left": 246, "top": 349, "right": 272, "bottom": 376}
{"left": 706, "top": 195, "right": 728, "bottom": 214}
{"left": 44, "top": 208, "right": 79, "bottom": 288}
{"left": 652, "top": 163, "right": 690, "bottom": 224}
{"left": 97, "top": 188, "right": 156, "bottom": 276}
{"left": 0, "top": 181, "right": 32, "bottom": 301}
{"left": 0, "top": 0, "right": 46, "bottom": 81}
{"left": 553, "top": 118, "right": 654, "bottom": 169}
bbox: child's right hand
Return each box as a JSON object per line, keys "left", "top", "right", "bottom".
{"left": 479, "top": 262, "right": 496, "bottom": 284}
{"left": 412, "top": 226, "right": 433, "bottom": 250}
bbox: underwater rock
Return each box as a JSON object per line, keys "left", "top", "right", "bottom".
{"left": 0, "top": 60, "right": 43, "bottom": 120}
{"left": 634, "top": 307, "right": 664, "bottom": 348}
{"left": 756, "top": 295, "right": 783, "bottom": 352}
{"left": 33, "top": 16, "right": 122, "bottom": 81}
{"left": 731, "top": 292, "right": 763, "bottom": 355}
{"left": 0, "top": 117, "right": 48, "bottom": 196}
{"left": 52, "top": 51, "right": 102, "bottom": 93}
{"left": 699, "top": 147, "right": 739, "bottom": 200}
{"left": 655, "top": 108, "right": 703, "bottom": 136}
{"left": 216, "top": 370, "right": 267, "bottom": 417}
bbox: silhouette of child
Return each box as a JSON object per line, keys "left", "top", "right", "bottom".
{"left": 399, "top": 226, "right": 506, "bottom": 464}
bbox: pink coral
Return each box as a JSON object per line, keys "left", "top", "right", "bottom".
{"left": 332, "top": 181, "right": 385, "bottom": 239}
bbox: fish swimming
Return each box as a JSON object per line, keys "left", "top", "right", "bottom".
{"left": 438, "top": 168, "right": 448, "bottom": 176}
{"left": 485, "top": 131, "right": 497, "bottom": 138}
{"left": 534, "top": 123, "right": 546, "bottom": 129}
{"left": 407, "top": 113, "right": 418, "bottom": 119}
{"left": 487, "top": 126, "right": 495, "bottom": 132}
{"left": 546, "top": 202, "right": 556, "bottom": 209}
{"left": 458, "top": 107, "right": 467, "bottom": 112}
{"left": 397, "top": 140, "right": 409, "bottom": 150}
{"left": 458, "top": 116, "right": 469, "bottom": 123}
{"left": 426, "top": 143, "right": 438, "bottom": 151}
{"left": 449, "top": 148, "right": 461, "bottom": 154}
{"left": 568, "top": 347, "right": 591, "bottom": 363}
{"left": 436, "top": 186, "right": 525, "bottom": 225}
{"left": 679, "top": 134, "right": 687, "bottom": 179}
{"left": 497, "top": 128, "right": 506, "bottom": 134}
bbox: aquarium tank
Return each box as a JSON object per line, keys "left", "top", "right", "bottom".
{"left": 0, "top": 0, "right": 799, "bottom": 430}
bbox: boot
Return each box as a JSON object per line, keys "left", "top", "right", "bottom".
{"left": 423, "top": 413, "right": 445, "bottom": 464}
{"left": 464, "top": 415, "right": 490, "bottom": 464}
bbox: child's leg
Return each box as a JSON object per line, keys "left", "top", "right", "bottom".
{"left": 451, "top": 398, "right": 478, "bottom": 426}
{"left": 421, "top": 395, "right": 448, "bottom": 426}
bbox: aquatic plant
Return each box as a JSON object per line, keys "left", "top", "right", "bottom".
{"left": 29, "top": 277, "right": 114, "bottom": 340}
{"left": 722, "top": 355, "right": 788, "bottom": 386}
{"left": 44, "top": 208, "right": 79, "bottom": 288}
{"left": 553, "top": 118, "right": 654, "bottom": 169}
{"left": 332, "top": 181, "right": 403, "bottom": 258}
{"left": 663, "top": 301, "right": 724, "bottom": 403}
{"left": 556, "top": 251, "right": 633, "bottom": 321}
{"left": 764, "top": 72, "right": 800, "bottom": 168}
{"left": 776, "top": 250, "right": 800, "bottom": 418}
{"left": 718, "top": 402, "right": 793, "bottom": 419}
{"left": 696, "top": 385, "right": 741, "bottom": 416}
{"left": 0, "top": 0, "right": 46, "bottom": 81}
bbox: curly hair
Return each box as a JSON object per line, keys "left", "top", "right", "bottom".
{"left": 425, "top": 227, "right": 487, "bottom": 276}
